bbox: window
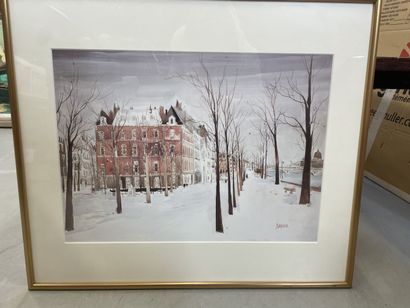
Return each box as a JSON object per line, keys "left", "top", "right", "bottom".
{"left": 154, "top": 162, "right": 159, "bottom": 172}
{"left": 121, "top": 144, "right": 127, "bottom": 156}
{"left": 170, "top": 129, "right": 175, "bottom": 139}
{"left": 101, "top": 164, "right": 105, "bottom": 175}
{"left": 100, "top": 116, "right": 107, "bottom": 125}
{"left": 100, "top": 146, "right": 105, "bottom": 156}
{"left": 170, "top": 144, "right": 175, "bottom": 154}
{"left": 131, "top": 129, "right": 136, "bottom": 140}
{"left": 133, "top": 161, "right": 139, "bottom": 173}
{"left": 153, "top": 144, "right": 159, "bottom": 155}
{"left": 142, "top": 130, "right": 147, "bottom": 139}
{"left": 154, "top": 130, "right": 159, "bottom": 139}
{"left": 132, "top": 145, "right": 137, "bottom": 156}
{"left": 120, "top": 131, "right": 125, "bottom": 140}
{"left": 169, "top": 116, "right": 175, "bottom": 125}
{"left": 98, "top": 131, "right": 104, "bottom": 141}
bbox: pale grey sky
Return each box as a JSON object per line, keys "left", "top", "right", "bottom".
{"left": 52, "top": 49, "right": 332, "bottom": 163}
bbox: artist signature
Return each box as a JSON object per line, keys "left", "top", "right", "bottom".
{"left": 275, "top": 223, "right": 289, "bottom": 229}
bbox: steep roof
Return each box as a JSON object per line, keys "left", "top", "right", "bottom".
{"left": 163, "top": 100, "right": 195, "bottom": 130}
{"left": 113, "top": 105, "right": 162, "bottom": 126}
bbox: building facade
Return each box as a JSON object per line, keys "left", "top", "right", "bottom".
{"left": 95, "top": 102, "right": 212, "bottom": 191}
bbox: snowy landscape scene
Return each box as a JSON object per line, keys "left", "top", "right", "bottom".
{"left": 53, "top": 49, "right": 332, "bottom": 242}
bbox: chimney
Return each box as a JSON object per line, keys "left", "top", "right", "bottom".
{"left": 159, "top": 106, "right": 166, "bottom": 121}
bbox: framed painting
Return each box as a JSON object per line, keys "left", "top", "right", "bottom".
{"left": 2, "top": 0, "right": 381, "bottom": 289}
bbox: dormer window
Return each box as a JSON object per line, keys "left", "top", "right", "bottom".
{"left": 169, "top": 116, "right": 175, "bottom": 125}
{"left": 100, "top": 116, "right": 107, "bottom": 125}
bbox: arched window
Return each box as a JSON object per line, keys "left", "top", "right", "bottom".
{"left": 98, "top": 131, "right": 104, "bottom": 141}
{"left": 131, "top": 129, "right": 137, "bottom": 140}
{"left": 132, "top": 144, "right": 137, "bottom": 156}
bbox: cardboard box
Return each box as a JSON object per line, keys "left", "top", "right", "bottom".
{"left": 366, "top": 89, "right": 410, "bottom": 202}
{"left": 364, "top": 0, "right": 410, "bottom": 202}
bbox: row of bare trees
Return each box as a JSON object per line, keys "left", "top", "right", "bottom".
{"left": 253, "top": 56, "right": 326, "bottom": 205}
{"left": 57, "top": 55, "right": 325, "bottom": 233}
{"left": 56, "top": 65, "right": 104, "bottom": 231}
{"left": 180, "top": 62, "right": 248, "bottom": 233}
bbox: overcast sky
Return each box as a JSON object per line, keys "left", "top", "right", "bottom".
{"left": 53, "top": 49, "right": 332, "bottom": 164}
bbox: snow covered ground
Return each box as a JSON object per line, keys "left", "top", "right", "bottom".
{"left": 66, "top": 172, "right": 321, "bottom": 242}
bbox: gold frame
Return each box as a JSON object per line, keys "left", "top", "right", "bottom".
{"left": 0, "top": 0, "right": 381, "bottom": 290}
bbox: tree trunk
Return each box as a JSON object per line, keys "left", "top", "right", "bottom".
{"left": 300, "top": 132, "right": 312, "bottom": 204}
{"left": 240, "top": 153, "right": 245, "bottom": 190}
{"left": 224, "top": 131, "right": 233, "bottom": 215}
{"left": 237, "top": 155, "right": 242, "bottom": 195}
{"left": 232, "top": 150, "right": 237, "bottom": 208}
{"left": 113, "top": 148, "right": 122, "bottom": 213}
{"left": 145, "top": 149, "right": 152, "bottom": 204}
{"left": 300, "top": 59, "right": 313, "bottom": 205}
{"left": 214, "top": 127, "right": 223, "bottom": 233}
{"left": 264, "top": 134, "right": 268, "bottom": 179}
{"left": 164, "top": 151, "right": 169, "bottom": 197}
{"left": 77, "top": 160, "right": 81, "bottom": 191}
{"left": 65, "top": 142, "right": 74, "bottom": 231}
{"left": 273, "top": 134, "right": 280, "bottom": 185}
{"left": 170, "top": 159, "right": 174, "bottom": 193}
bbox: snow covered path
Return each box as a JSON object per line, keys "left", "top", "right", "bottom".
{"left": 66, "top": 172, "right": 321, "bottom": 242}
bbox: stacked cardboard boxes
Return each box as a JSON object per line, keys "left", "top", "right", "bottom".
{"left": 365, "top": 0, "right": 410, "bottom": 202}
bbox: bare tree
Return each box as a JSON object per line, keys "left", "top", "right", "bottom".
{"left": 230, "top": 112, "right": 245, "bottom": 207}
{"left": 160, "top": 126, "right": 169, "bottom": 197}
{"left": 254, "top": 81, "right": 282, "bottom": 185}
{"left": 56, "top": 65, "right": 103, "bottom": 231}
{"left": 106, "top": 105, "right": 129, "bottom": 213}
{"left": 179, "top": 61, "right": 230, "bottom": 233}
{"left": 220, "top": 79, "right": 238, "bottom": 215}
{"left": 254, "top": 123, "right": 269, "bottom": 179}
{"left": 144, "top": 143, "right": 152, "bottom": 204}
{"left": 87, "top": 135, "right": 97, "bottom": 192}
{"left": 279, "top": 56, "right": 327, "bottom": 204}
{"left": 233, "top": 118, "right": 246, "bottom": 194}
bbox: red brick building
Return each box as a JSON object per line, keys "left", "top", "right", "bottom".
{"left": 95, "top": 102, "right": 197, "bottom": 191}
